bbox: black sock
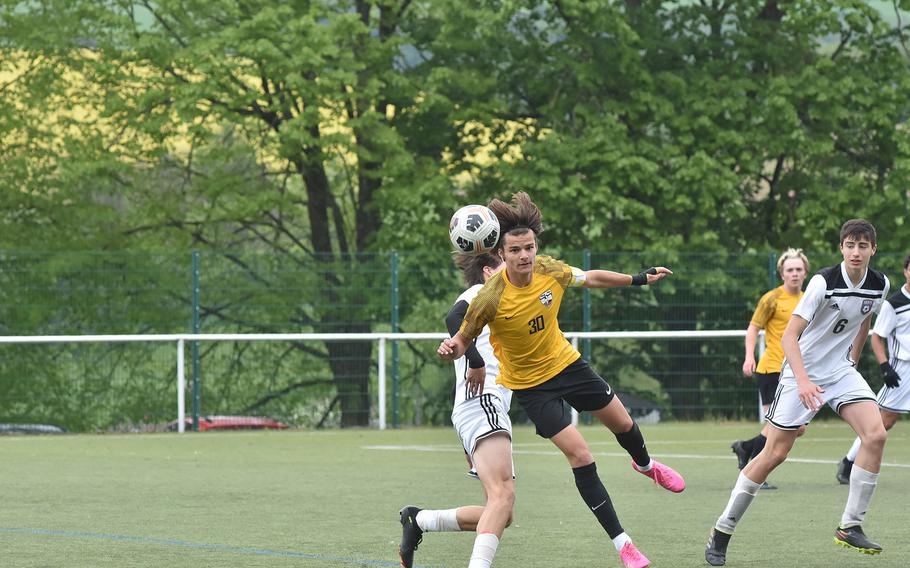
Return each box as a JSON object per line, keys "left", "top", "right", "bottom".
{"left": 749, "top": 434, "right": 767, "bottom": 460}
{"left": 740, "top": 437, "right": 755, "bottom": 454}
{"left": 573, "top": 462, "right": 623, "bottom": 538}
{"left": 614, "top": 421, "right": 650, "bottom": 467}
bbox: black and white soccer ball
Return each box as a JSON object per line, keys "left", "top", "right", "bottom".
{"left": 448, "top": 204, "right": 500, "bottom": 254}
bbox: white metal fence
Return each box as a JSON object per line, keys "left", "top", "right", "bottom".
{"left": 0, "top": 330, "right": 760, "bottom": 431}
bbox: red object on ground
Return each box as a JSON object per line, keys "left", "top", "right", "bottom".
{"left": 169, "top": 415, "right": 288, "bottom": 431}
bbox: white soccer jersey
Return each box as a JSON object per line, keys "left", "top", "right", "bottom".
{"left": 871, "top": 285, "right": 910, "bottom": 362}
{"left": 780, "top": 263, "right": 890, "bottom": 387}
{"left": 450, "top": 284, "right": 511, "bottom": 408}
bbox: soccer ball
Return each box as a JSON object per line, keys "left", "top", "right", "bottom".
{"left": 448, "top": 204, "right": 500, "bottom": 254}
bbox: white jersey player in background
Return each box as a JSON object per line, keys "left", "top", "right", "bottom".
{"left": 706, "top": 219, "right": 891, "bottom": 565}
{"left": 399, "top": 252, "right": 514, "bottom": 568}
{"left": 836, "top": 252, "right": 910, "bottom": 484}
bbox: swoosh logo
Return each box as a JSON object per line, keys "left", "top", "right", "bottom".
{"left": 605, "top": 384, "right": 612, "bottom": 396}
{"left": 504, "top": 315, "right": 515, "bottom": 320}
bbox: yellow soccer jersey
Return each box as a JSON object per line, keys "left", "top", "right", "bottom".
{"left": 750, "top": 285, "right": 803, "bottom": 373}
{"left": 458, "top": 255, "right": 584, "bottom": 390}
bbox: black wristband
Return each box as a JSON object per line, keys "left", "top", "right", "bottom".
{"left": 630, "top": 267, "right": 658, "bottom": 286}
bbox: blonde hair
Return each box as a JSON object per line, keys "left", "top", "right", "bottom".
{"left": 777, "top": 248, "right": 809, "bottom": 276}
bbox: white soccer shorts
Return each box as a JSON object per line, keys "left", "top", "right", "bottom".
{"left": 876, "top": 359, "right": 910, "bottom": 413}
{"left": 451, "top": 392, "right": 512, "bottom": 456}
{"left": 766, "top": 368, "right": 877, "bottom": 429}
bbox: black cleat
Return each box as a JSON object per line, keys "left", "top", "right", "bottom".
{"left": 730, "top": 440, "right": 749, "bottom": 470}
{"left": 705, "top": 528, "right": 731, "bottom": 566}
{"left": 834, "top": 525, "right": 882, "bottom": 554}
{"left": 836, "top": 457, "right": 853, "bottom": 485}
{"left": 399, "top": 506, "right": 423, "bottom": 568}
{"left": 398, "top": 505, "right": 423, "bottom": 568}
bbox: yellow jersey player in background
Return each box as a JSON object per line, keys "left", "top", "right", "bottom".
{"left": 731, "top": 248, "right": 809, "bottom": 488}
{"left": 437, "top": 192, "right": 684, "bottom": 568}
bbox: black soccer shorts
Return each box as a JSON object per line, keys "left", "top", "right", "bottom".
{"left": 754, "top": 371, "right": 781, "bottom": 406}
{"left": 513, "top": 358, "right": 616, "bottom": 438}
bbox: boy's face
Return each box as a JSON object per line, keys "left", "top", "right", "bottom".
{"left": 840, "top": 235, "right": 876, "bottom": 271}
{"left": 500, "top": 231, "right": 537, "bottom": 279}
{"left": 779, "top": 258, "right": 808, "bottom": 289}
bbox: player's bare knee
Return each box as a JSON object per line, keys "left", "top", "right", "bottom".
{"left": 566, "top": 448, "right": 594, "bottom": 467}
{"left": 606, "top": 415, "right": 633, "bottom": 434}
{"left": 862, "top": 427, "right": 887, "bottom": 450}
{"left": 764, "top": 446, "right": 789, "bottom": 467}
{"left": 486, "top": 484, "right": 515, "bottom": 511}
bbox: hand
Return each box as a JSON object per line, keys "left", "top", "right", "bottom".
{"left": 797, "top": 378, "right": 825, "bottom": 411}
{"left": 742, "top": 358, "right": 755, "bottom": 377}
{"left": 647, "top": 266, "right": 673, "bottom": 284}
{"left": 881, "top": 362, "right": 901, "bottom": 389}
{"left": 437, "top": 337, "right": 460, "bottom": 361}
{"left": 466, "top": 366, "right": 486, "bottom": 398}
{"left": 630, "top": 267, "right": 673, "bottom": 286}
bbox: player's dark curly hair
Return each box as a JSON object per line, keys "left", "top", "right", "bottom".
{"left": 487, "top": 192, "right": 543, "bottom": 250}
{"left": 455, "top": 253, "right": 502, "bottom": 286}
{"left": 839, "top": 219, "right": 876, "bottom": 246}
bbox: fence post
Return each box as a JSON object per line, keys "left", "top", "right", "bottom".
{"left": 177, "top": 338, "right": 185, "bottom": 433}
{"left": 378, "top": 337, "right": 387, "bottom": 430}
{"left": 390, "top": 251, "right": 400, "bottom": 428}
{"left": 581, "top": 249, "right": 593, "bottom": 425}
{"left": 582, "top": 249, "right": 591, "bottom": 360}
{"left": 191, "top": 250, "right": 201, "bottom": 432}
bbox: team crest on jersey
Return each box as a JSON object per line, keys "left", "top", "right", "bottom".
{"left": 861, "top": 299, "right": 874, "bottom": 314}
{"left": 539, "top": 289, "right": 553, "bottom": 308}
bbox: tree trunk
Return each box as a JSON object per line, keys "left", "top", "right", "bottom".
{"left": 327, "top": 328, "right": 373, "bottom": 427}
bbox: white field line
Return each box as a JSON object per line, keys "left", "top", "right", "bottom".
{"left": 362, "top": 444, "right": 910, "bottom": 469}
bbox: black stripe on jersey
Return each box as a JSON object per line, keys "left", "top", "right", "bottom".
{"left": 895, "top": 304, "right": 910, "bottom": 315}
{"left": 819, "top": 265, "right": 847, "bottom": 289}
{"left": 462, "top": 365, "right": 473, "bottom": 401}
{"left": 824, "top": 291, "right": 884, "bottom": 299}
{"left": 818, "top": 265, "right": 888, "bottom": 292}
{"left": 888, "top": 290, "right": 910, "bottom": 310}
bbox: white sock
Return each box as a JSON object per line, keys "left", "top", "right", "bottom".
{"left": 416, "top": 509, "right": 461, "bottom": 532}
{"left": 611, "top": 532, "right": 632, "bottom": 552}
{"left": 633, "top": 459, "right": 653, "bottom": 472}
{"left": 841, "top": 465, "right": 878, "bottom": 528}
{"left": 467, "top": 532, "right": 499, "bottom": 568}
{"left": 845, "top": 437, "right": 862, "bottom": 462}
{"left": 715, "top": 471, "right": 762, "bottom": 534}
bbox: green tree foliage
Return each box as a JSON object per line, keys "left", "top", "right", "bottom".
{"left": 412, "top": 0, "right": 910, "bottom": 254}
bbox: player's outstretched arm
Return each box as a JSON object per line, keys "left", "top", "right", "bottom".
{"left": 582, "top": 266, "right": 672, "bottom": 289}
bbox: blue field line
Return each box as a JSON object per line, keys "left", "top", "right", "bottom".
{"left": 0, "top": 527, "right": 431, "bottom": 567}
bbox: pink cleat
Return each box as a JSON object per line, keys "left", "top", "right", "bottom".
{"left": 632, "top": 459, "right": 686, "bottom": 493}
{"left": 619, "top": 541, "right": 650, "bottom": 568}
